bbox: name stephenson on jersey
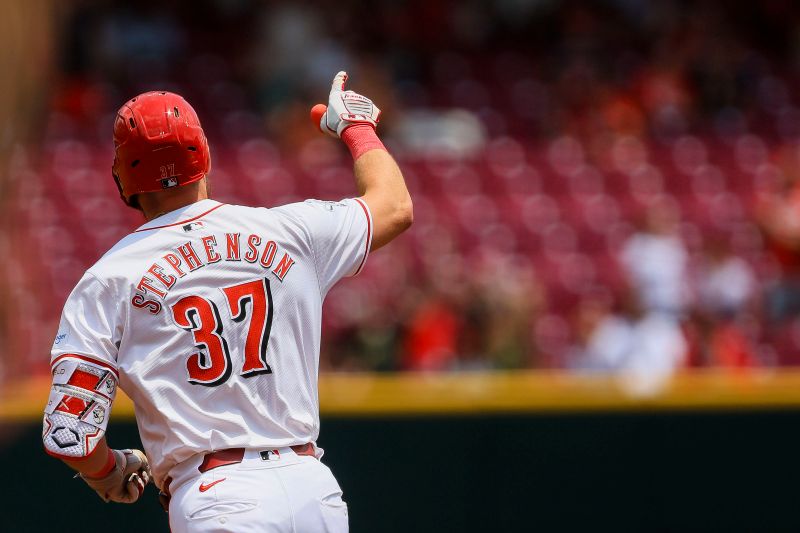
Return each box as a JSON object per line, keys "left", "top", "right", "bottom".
{"left": 44, "top": 198, "right": 372, "bottom": 487}
{"left": 130, "top": 217, "right": 297, "bottom": 315}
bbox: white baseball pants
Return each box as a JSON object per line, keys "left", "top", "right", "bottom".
{"left": 167, "top": 447, "right": 348, "bottom": 532}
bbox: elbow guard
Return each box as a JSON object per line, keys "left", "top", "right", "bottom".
{"left": 43, "top": 355, "right": 117, "bottom": 459}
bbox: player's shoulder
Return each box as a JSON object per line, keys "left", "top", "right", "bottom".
{"left": 220, "top": 200, "right": 326, "bottom": 227}
{"left": 83, "top": 244, "right": 135, "bottom": 288}
{"left": 272, "top": 198, "right": 358, "bottom": 220}
{"left": 82, "top": 199, "right": 351, "bottom": 280}
{"left": 206, "top": 200, "right": 331, "bottom": 222}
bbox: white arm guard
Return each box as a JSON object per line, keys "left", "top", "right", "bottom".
{"left": 43, "top": 355, "right": 118, "bottom": 458}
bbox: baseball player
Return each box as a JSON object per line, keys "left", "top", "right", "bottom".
{"left": 42, "top": 71, "right": 412, "bottom": 532}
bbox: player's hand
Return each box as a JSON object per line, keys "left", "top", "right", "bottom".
{"left": 81, "top": 449, "right": 151, "bottom": 504}
{"left": 312, "top": 71, "right": 381, "bottom": 138}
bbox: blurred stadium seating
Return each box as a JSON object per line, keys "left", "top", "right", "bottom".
{"left": 12, "top": 130, "right": 793, "bottom": 370}
{"left": 7, "top": 1, "right": 800, "bottom": 377}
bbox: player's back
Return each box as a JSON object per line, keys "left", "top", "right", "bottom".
{"left": 55, "top": 198, "right": 372, "bottom": 485}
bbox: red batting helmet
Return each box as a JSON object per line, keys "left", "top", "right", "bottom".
{"left": 112, "top": 91, "right": 211, "bottom": 208}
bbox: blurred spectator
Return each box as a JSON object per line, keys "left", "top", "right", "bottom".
{"left": 695, "top": 235, "right": 756, "bottom": 318}
{"left": 686, "top": 236, "right": 759, "bottom": 368}
{"left": 573, "top": 292, "right": 628, "bottom": 370}
{"left": 324, "top": 308, "right": 401, "bottom": 372}
{"left": 467, "top": 255, "right": 544, "bottom": 370}
{"left": 402, "top": 291, "right": 461, "bottom": 372}
{"left": 451, "top": 285, "right": 492, "bottom": 372}
{"left": 619, "top": 200, "right": 689, "bottom": 316}
{"left": 707, "top": 321, "right": 758, "bottom": 368}
{"left": 573, "top": 291, "right": 687, "bottom": 374}
{"left": 756, "top": 168, "right": 800, "bottom": 323}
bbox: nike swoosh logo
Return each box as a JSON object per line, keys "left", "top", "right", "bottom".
{"left": 199, "top": 478, "right": 226, "bottom": 492}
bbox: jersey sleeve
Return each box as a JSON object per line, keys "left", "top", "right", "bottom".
{"left": 50, "top": 271, "right": 121, "bottom": 369}
{"left": 278, "top": 198, "right": 373, "bottom": 294}
{"left": 44, "top": 272, "right": 121, "bottom": 459}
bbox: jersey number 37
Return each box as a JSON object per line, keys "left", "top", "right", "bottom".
{"left": 171, "top": 278, "right": 273, "bottom": 386}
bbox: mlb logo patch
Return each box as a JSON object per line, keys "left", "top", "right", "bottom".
{"left": 183, "top": 221, "right": 204, "bottom": 232}
{"left": 260, "top": 449, "right": 281, "bottom": 461}
{"left": 161, "top": 176, "right": 179, "bottom": 189}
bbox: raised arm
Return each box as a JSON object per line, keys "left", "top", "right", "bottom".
{"left": 351, "top": 138, "right": 412, "bottom": 250}
{"left": 312, "top": 71, "right": 413, "bottom": 251}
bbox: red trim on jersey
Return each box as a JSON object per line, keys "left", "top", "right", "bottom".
{"left": 51, "top": 353, "right": 119, "bottom": 379}
{"left": 133, "top": 203, "right": 225, "bottom": 233}
{"left": 353, "top": 198, "right": 372, "bottom": 276}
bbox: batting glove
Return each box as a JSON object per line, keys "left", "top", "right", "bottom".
{"left": 316, "top": 71, "right": 381, "bottom": 138}
{"left": 80, "top": 449, "right": 151, "bottom": 504}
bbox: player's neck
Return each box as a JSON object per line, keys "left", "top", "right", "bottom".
{"left": 139, "top": 179, "right": 210, "bottom": 221}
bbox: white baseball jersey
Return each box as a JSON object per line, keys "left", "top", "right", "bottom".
{"left": 46, "top": 198, "right": 372, "bottom": 487}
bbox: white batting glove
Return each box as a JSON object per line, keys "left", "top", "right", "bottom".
{"left": 81, "top": 449, "right": 151, "bottom": 504}
{"left": 317, "top": 71, "right": 381, "bottom": 138}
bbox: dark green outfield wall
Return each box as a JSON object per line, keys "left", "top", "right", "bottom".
{"left": 5, "top": 411, "right": 800, "bottom": 532}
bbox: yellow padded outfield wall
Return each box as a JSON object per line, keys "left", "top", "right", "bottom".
{"left": 6, "top": 369, "right": 800, "bottom": 421}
